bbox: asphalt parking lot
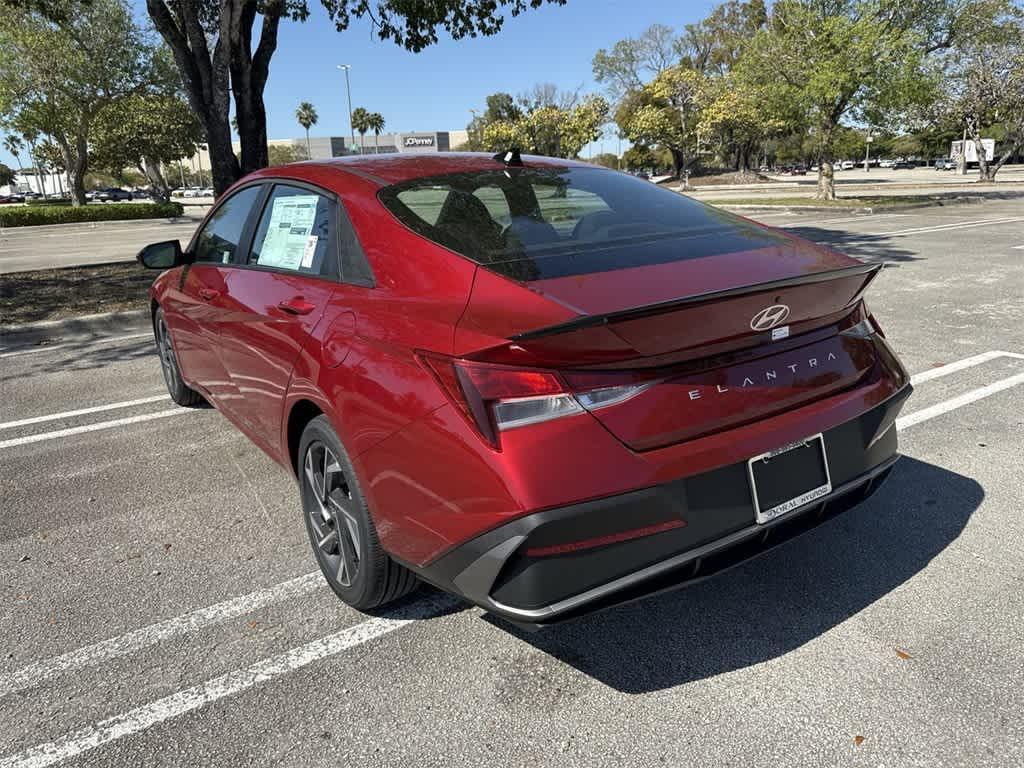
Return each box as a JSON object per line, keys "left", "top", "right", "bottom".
{"left": 1, "top": 200, "right": 1023, "bottom": 766}
{"left": 0, "top": 214, "right": 208, "bottom": 275}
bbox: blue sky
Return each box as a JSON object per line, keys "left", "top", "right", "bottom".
{"left": 1, "top": 0, "right": 719, "bottom": 168}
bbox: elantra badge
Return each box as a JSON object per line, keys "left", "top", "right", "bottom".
{"left": 750, "top": 304, "right": 791, "bottom": 331}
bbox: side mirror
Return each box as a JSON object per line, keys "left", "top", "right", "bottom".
{"left": 137, "top": 240, "right": 185, "bottom": 269}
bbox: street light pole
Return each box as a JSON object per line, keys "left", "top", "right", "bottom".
{"left": 864, "top": 133, "right": 873, "bottom": 172}
{"left": 337, "top": 65, "right": 355, "bottom": 155}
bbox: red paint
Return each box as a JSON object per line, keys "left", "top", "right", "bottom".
{"left": 148, "top": 153, "right": 909, "bottom": 569}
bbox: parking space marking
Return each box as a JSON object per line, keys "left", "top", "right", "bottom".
{"left": 0, "top": 594, "right": 460, "bottom": 768}
{"left": 878, "top": 216, "right": 1023, "bottom": 237}
{"left": 897, "top": 371, "right": 1024, "bottom": 431}
{"left": 0, "top": 409, "right": 186, "bottom": 449}
{"left": 0, "top": 395, "right": 168, "bottom": 431}
{"left": 0, "top": 573, "right": 322, "bottom": 699}
{"left": 0, "top": 333, "right": 152, "bottom": 359}
{"left": 1012, "top": 244, "right": 1024, "bottom": 250}
{"left": 909, "top": 350, "right": 1024, "bottom": 385}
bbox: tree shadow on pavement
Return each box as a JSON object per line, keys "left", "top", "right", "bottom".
{"left": 494, "top": 457, "right": 980, "bottom": 693}
{"left": 0, "top": 336, "right": 157, "bottom": 381}
{"left": 789, "top": 226, "right": 921, "bottom": 263}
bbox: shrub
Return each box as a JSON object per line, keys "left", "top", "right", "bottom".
{"left": 0, "top": 201, "right": 186, "bottom": 227}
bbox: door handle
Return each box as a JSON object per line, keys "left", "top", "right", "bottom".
{"left": 198, "top": 288, "right": 220, "bottom": 301}
{"left": 278, "top": 297, "right": 316, "bottom": 316}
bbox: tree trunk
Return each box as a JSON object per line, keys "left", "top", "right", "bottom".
{"left": 374, "top": 134, "right": 379, "bottom": 154}
{"left": 816, "top": 161, "right": 836, "bottom": 201}
{"left": 669, "top": 147, "right": 684, "bottom": 179}
{"left": 972, "top": 134, "right": 992, "bottom": 181}
{"left": 141, "top": 156, "right": 171, "bottom": 203}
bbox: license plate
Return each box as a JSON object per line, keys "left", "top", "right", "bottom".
{"left": 747, "top": 434, "right": 832, "bottom": 524}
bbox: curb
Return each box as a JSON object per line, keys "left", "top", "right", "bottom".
{"left": 0, "top": 309, "right": 150, "bottom": 350}
{"left": 714, "top": 195, "right": 995, "bottom": 215}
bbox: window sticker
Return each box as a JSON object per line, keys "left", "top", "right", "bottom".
{"left": 257, "top": 195, "right": 319, "bottom": 270}
{"left": 300, "top": 235, "right": 319, "bottom": 269}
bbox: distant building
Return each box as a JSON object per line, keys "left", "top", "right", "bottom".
{"left": 1, "top": 170, "right": 70, "bottom": 196}
{"left": 181, "top": 129, "right": 470, "bottom": 178}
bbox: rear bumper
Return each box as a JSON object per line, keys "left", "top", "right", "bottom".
{"left": 411, "top": 383, "right": 912, "bottom": 625}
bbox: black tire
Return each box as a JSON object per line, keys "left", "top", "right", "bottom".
{"left": 154, "top": 306, "right": 203, "bottom": 406}
{"left": 298, "top": 415, "right": 418, "bottom": 610}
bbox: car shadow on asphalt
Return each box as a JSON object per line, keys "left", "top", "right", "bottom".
{"left": 490, "top": 456, "right": 981, "bottom": 693}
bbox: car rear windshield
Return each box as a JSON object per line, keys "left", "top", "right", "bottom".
{"left": 377, "top": 166, "right": 788, "bottom": 282}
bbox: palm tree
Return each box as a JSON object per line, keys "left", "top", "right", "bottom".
{"left": 295, "top": 101, "right": 318, "bottom": 159}
{"left": 368, "top": 113, "right": 386, "bottom": 154}
{"left": 350, "top": 107, "right": 371, "bottom": 154}
{"left": 3, "top": 135, "right": 25, "bottom": 174}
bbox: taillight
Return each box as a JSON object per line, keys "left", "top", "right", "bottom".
{"left": 418, "top": 354, "right": 660, "bottom": 448}
{"left": 418, "top": 354, "right": 584, "bottom": 448}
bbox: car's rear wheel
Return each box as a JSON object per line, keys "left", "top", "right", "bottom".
{"left": 154, "top": 306, "right": 203, "bottom": 406}
{"left": 298, "top": 416, "right": 418, "bottom": 610}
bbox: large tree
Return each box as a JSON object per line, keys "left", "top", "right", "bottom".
{"left": 91, "top": 94, "right": 205, "bottom": 201}
{"left": 935, "top": 1, "right": 1024, "bottom": 180}
{"left": 295, "top": 101, "right": 318, "bottom": 158}
{"left": 480, "top": 95, "right": 608, "bottom": 158}
{"left": 617, "top": 65, "right": 711, "bottom": 178}
{"left": 0, "top": 0, "right": 160, "bottom": 205}
{"left": 739, "top": 0, "right": 960, "bottom": 200}
{"left": 145, "top": 0, "right": 565, "bottom": 194}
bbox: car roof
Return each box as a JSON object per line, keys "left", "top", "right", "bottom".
{"left": 252, "top": 152, "right": 591, "bottom": 186}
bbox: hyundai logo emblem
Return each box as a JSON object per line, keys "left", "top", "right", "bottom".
{"left": 750, "top": 304, "right": 791, "bottom": 331}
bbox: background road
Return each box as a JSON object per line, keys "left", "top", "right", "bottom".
{"left": 0, "top": 213, "right": 208, "bottom": 275}
{"left": 1, "top": 201, "right": 1022, "bottom": 766}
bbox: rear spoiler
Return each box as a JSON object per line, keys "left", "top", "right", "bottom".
{"left": 511, "top": 262, "right": 883, "bottom": 341}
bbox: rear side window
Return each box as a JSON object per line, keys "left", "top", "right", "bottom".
{"left": 249, "top": 185, "right": 337, "bottom": 277}
{"left": 378, "top": 167, "right": 789, "bottom": 282}
{"left": 193, "top": 186, "right": 261, "bottom": 264}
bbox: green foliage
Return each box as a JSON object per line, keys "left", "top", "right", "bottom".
{"left": 295, "top": 102, "right": 319, "bottom": 133}
{"left": 0, "top": 0, "right": 162, "bottom": 204}
{"left": 267, "top": 143, "right": 310, "bottom": 165}
{"left": 0, "top": 162, "right": 15, "bottom": 186}
{"left": 622, "top": 144, "right": 657, "bottom": 170}
{"left": 92, "top": 94, "right": 203, "bottom": 174}
{"left": 618, "top": 65, "right": 711, "bottom": 175}
{"left": 479, "top": 95, "right": 609, "bottom": 158}
{"left": 0, "top": 201, "right": 184, "bottom": 227}
{"left": 590, "top": 152, "right": 620, "bottom": 169}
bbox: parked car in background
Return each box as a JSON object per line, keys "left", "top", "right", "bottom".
{"left": 138, "top": 152, "right": 912, "bottom": 624}
{"left": 934, "top": 158, "right": 956, "bottom": 170}
{"left": 0, "top": 192, "right": 25, "bottom": 204}
{"left": 199, "top": 187, "right": 215, "bottom": 197}
{"left": 892, "top": 160, "right": 915, "bottom": 170}
{"left": 879, "top": 159, "right": 895, "bottom": 168}
{"left": 182, "top": 187, "right": 205, "bottom": 198}
{"left": 94, "top": 187, "right": 133, "bottom": 202}
{"left": 840, "top": 160, "right": 855, "bottom": 170}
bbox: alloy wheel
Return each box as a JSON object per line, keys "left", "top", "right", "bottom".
{"left": 303, "top": 441, "right": 361, "bottom": 587}
{"left": 156, "top": 315, "right": 178, "bottom": 393}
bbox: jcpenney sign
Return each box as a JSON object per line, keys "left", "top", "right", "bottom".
{"left": 403, "top": 135, "right": 435, "bottom": 148}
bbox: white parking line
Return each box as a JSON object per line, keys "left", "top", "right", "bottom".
{"left": 0, "top": 409, "right": 187, "bottom": 449}
{"left": 0, "top": 395, "right": 168, "bottom": 431}
{"left": 0, "top": 332, "right": 152, "bottom": 359}
{"left": 0, "top": 573, "right": 323, "bottom": 699}
{"left": 878, "top": 216, "right": 1024, "bottom": 237}
{"left": 909, "top": 350, "right": 1024, "bottom": 385}
{"left": 1012, "top": 244, "right": 1024, "bottom": 250}
{"left": 0, "top": 594, "right": 459, "bottom": 768}
{"left": 897, "top": 371, "right": 1024, "bottom": 430}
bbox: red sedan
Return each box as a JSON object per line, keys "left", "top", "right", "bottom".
{"left": 138, "top": 152, "right": 911, "bottom": 625}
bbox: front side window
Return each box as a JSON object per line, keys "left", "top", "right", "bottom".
{"left": 249, "top": 185, "right": 337, "bottom": 277}
{"left": 192, "top": 186, "right": 261, "bottom": 264}
{"left": 378, "top": 167, "right": 790, "bottom": 282}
